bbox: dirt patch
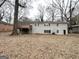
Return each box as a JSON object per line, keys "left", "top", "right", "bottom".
{"left": 0, "top": 32, "right": 79, "bottom": 59}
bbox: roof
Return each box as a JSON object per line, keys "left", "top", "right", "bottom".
{"left": 19, "top": 21, "right": 68, "bottom": 25}
{"left": 19, "top": 25, "right": 31, "bottom": 29}
{"left": 72, "top": 25, "right": 79, "bottom": 27}
{"left": 31, "top": 21, "right": 68, "bottom": 24}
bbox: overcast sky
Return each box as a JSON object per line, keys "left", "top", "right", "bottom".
{"left": 27, "top": 0, "right": 48, "bottom": 19}
{"left": 28, "top": 0, "right": 79, "bottom": 19}
{"left": 1, "top": 0, "right": 79, "bottom": 23}
{"left": 27, "top": 0, "right": 68, "bottom": 19}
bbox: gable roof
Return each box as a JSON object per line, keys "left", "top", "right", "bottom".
{"left": 19, "top": 21, "right": 68, "bottom": 25}
{"left": 31, "top": 21, "right": 68, "bottom": 24}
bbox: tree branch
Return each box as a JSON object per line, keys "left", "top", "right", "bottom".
{"left": 18, "top": 3, "right": 26, "bottom": 8}
{"left": 0, "top": 0, "right": 6, "bottom": 7}
{"left": 6, "top": 0, "right": 15, "bottom": 6}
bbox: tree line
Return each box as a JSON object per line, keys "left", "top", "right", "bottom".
{"left": 0, "top": 0, "right": 79, "bottom": 35}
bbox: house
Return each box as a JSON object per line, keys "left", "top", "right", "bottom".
{"left": 71, "top": 14, "right": 79, "bottom": 25}
{"left": 19, "top": 21, "right": 68, "bottom": 35}
{"left": 71, "top": 25, "right": 79, "bottom": 33}
{"left": 31, "top": 21, "right": 68, "bottom": 35}
{"left": 0, "top": 21, "right": 13, "bottom": 32}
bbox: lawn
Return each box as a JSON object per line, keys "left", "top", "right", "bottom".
{"left": 0, "top": 32, "right": 79, "bottom": 59}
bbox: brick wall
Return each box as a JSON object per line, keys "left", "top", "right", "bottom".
{"left": 0, "top": 24, "right": 13, "bottom": 32}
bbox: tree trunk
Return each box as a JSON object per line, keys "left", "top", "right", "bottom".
{"left": 41, "top": 16, "right": 43, "bottom": 22}
{"left": 60, "top": 8, "right": 63, "bottom": 22}
{"left": 11, "top": 0, "right": 19, "bottom": 35}
{"left": 69, "top": 0, "right": 72, "bottom": 33}
{"left": 52, "top": 12, "right": 54, "bottom": 22}
{"left": 0, "top": 0, "right": 6, "bottom": 7}
{"left": 70, "top": 0, "right": 72, "bottom": 25}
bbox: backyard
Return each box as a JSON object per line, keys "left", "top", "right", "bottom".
{"left": 0, "top": 32, "right": 79, "bottom": 59}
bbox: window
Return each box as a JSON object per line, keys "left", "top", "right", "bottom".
{"left": 57, "top": 30, "right": 59, "bottom": 33}
{"left": 35, "top": 24, "right": 36, "bottom": 26}
{"left": 57, "top": 24, "right": 59, "bottom": 26}
{"left": 35, "top": 24, "right": 39, "bottom": 26}
{"left": 44, "top": 30, "right": 51, "bottom": 33}
{"left": 44, "top": 23, "right": 50, "bottom": 26}
{"left": 49, "top": 23, "right": 50, "bottom": 26}
{"left": 38, "top": 24, "right": 39, "bottom": 26}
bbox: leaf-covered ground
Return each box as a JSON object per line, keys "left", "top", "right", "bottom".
{"left": 0, "top": 32, "right": 79, "bottom": 59}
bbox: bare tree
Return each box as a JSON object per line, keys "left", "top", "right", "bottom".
{"left": 69, "top": 0, "right": 79, "bottom": 25}
{"left": 49, "top": 0, "right": 64, "bottom": 21}
{"left": 11, "top": 0, "right": 25, "bottom": 35}
{"left": 0, "top": 0, "right": 14, "bottom": 23}
{"left": 0, "top": 0, "right": 32, "bottom": 35}
{"left": 48, "top": 0, "right": 79, "bottom": 23}
{"left": 0, "top": 0, "right": 6, "bottom": 7}
{"left": 37, "top": 4, "right": 46, "bottom": 22}
{"left": 0, "top": 8, "right": 4, "bottom": 21}
{"left": 12, "top": 0, "right": 32, "bottom": 35}
{"left": 0, "top": 0, "right": 6, "bottom": 21}
{"left": 46, "top": 5, "right": 56, "bottom": 21}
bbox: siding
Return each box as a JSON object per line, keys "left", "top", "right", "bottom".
{"left": 32, "top": 23, "right": 68, "bottom": 35}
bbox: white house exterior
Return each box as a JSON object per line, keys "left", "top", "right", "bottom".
{"left": 31, "top": 21, "right": 68, "bottom": 35}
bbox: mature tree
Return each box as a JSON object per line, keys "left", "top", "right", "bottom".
{"left": 12, "top": 0, "right": 19, "bottom": 35}
{"left": 12, "top": 0, "right": 32, "bottom": 35}
{"left": 49, "top": 0, "right": 65, "bottom": 21}
{"left": 11, "top": 0, "right": 26, "bottom": 35}
{"left": 0, "top": 0, "right": 6, "bottom": 7}
{"left": 5, "top": 12, "right": 12, "bottom": 23}
{"left": 0, "top": 8, "right": 4, "bottom": 21}
{"left": 0, "top": 0, "right": 32, "bottom": 35}
{"left": 46, "top": 5, "right": 57, "bottom": 21}
{"left": 3, "top": 3, "right": 13, "bottom": 23}
{"left": 37, "top": 4, "right": 46, "bottom": 22}
{"left": 0, "top": 0, "right": 6, "bottom": 21}
{"left": 69, "top": 0, "right": 79, "bottom": 26}
{"left": 48, "top": 0, "right": 79, "bottom": 23}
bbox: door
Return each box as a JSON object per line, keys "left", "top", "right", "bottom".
{"left": 63, "top": 30, "right": 66, "bottom": 35}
